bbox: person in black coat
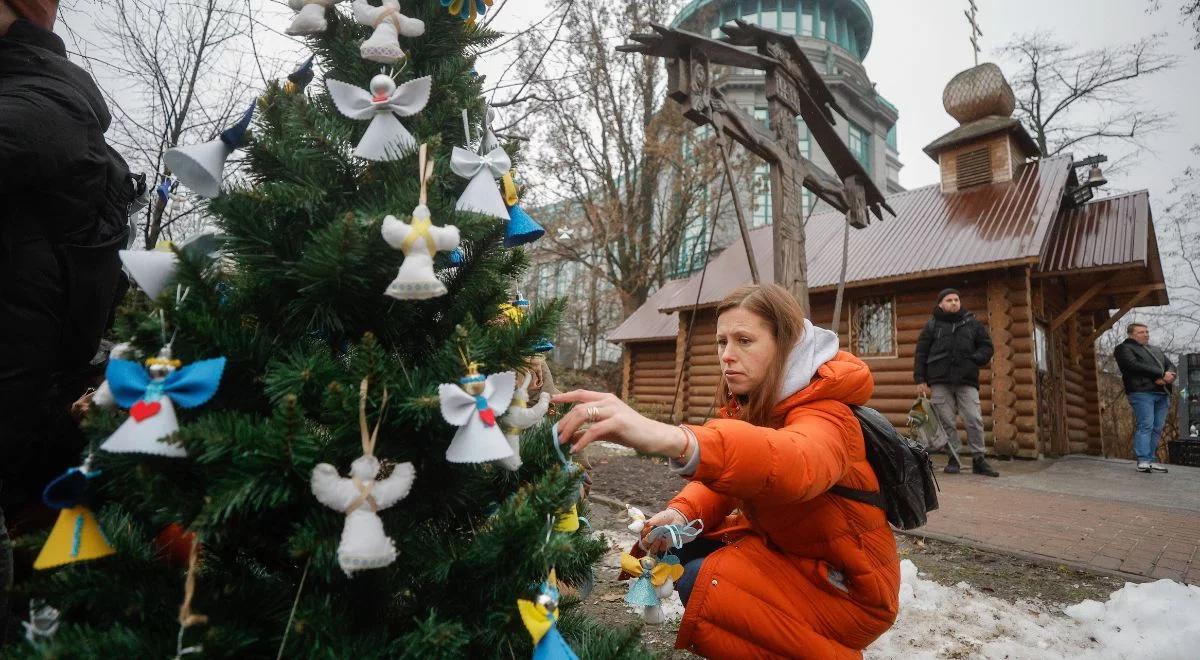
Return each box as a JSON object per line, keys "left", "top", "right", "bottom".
{"left": 913, "top": 288, "right": 999, "bottom": 476}
{"left": 1, "top": 0, "right": 128, "bottom": 641}
{"left": 1113, "top": 323, "right": 1177, "bottom": 473}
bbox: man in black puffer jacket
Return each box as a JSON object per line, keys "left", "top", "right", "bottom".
{"left": 1114, "top": 323, "right": 1176, "bottom": 473}
{"left": 1, "top": 0, "right": 130, "bottom": 640}
{"left": 913, "top": 288, "right": 999, "bottom": 477}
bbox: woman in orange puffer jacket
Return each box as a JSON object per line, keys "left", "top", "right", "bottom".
{"left": 554, "top": 283, "right": 900, "bottom": 658}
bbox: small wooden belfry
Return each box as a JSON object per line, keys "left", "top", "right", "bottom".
{"left": 617, "top": 20, "right": 895, "bottom": 316}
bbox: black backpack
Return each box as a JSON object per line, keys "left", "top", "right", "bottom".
{"left": 829, "top": 405, "right": 940, "bottom": 530}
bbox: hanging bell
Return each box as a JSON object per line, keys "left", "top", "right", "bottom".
{"left": 504, "top": 205, "right": 545, "bottom": 248}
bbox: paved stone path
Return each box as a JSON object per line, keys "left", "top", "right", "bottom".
{"left": 915, "top": 454, "right": 1200, "bottom": 585}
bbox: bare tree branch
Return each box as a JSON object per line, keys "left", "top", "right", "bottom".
{"left": 999, "top": 32, "right": 1178, "bottom": 165}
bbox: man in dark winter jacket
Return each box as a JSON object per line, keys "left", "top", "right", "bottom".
{"left": 1114, "top": 323, "right": 1176, "bottom": 473}
{"left": 914, "top": 288, "right": 999, "bottom": 477}
{"left": 1, "top": 0, "right": 129, "bottom": 640}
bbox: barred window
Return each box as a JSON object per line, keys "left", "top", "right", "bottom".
{"left": 852, "top": 297, "right": 896, "bottom": 357}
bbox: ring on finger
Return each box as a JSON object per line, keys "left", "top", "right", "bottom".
{"left": 586, "top": 406, "right": 600, "bottom": 424}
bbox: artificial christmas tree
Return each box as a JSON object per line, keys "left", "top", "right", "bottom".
{"left": 15, "top": 3, "right": 649, "bottom": 657}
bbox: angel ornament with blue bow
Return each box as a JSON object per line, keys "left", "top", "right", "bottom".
{"left": 99, "top": 346, "right": 226, "bottom": 457}
{"left": 327, "top": 73, "right": 431, "bottom": 161}
{"left": 495, "top": 371, "right": 551, "bottom": 471}
{"left": 450, "top": 135, "right": 511, "bottom": 221}
{"left": 438, "top": 362, "right": 515, "bottom": 463}
{"left": 382, "top": 145, "right": 460, "bottom": 300}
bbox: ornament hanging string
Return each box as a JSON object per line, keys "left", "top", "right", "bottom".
{"left": 358, "top": 378, "right": 389, "bottom": 457}
{"left": 174, "top": 533, "right": 207, "bottom": 658}
{"left": 275, "top": 555, "right": 313, "bottom": 660}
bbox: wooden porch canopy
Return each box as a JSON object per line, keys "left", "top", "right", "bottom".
{"left": 1036, "top": 190, "right": 1168, "bottom": 343}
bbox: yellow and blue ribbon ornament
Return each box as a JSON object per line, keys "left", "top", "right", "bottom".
{"left": 442, "top": 0, "right": 493, "bottom": 25}
{"left": 619, "top": 554, "right": 684, "bottom": 607}
{"left": 517, "top": 569, "right": 578, "bottom": 660}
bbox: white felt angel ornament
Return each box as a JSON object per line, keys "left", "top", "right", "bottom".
{"left": 495, "top": 371, "right": 551, "bottom": 471}
{"left": 353, "top": 0, "right": 425, "bottom": 64}
{"left": 438, "top": 362, "right": 516, "bottom": 463}
{"left": 311, "top": 380, "right": 416, "bottom": 576}
{"left": 285, "top": 0, "right": 345, "bottom": 36}
{"left": 381, "top": 144, "right": 460, "bottom": 299}
{"left": 449, "top": 109, "right": 511, "bottom": 220}
{"left": 327, "top": 73, "right": 431, "bottom": 161}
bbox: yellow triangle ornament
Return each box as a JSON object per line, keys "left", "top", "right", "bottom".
{"left": 554, "top": 504, "right": 580, "bottom": 533}
{"left": 34, "top": 506, "right": 116, "bottom": 570}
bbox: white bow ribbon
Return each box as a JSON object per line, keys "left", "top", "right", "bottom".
{"left": 450, "top": 146, "right": 511, "bottom": 179}
{"left": 450, "top": 146, "right": 512, "bottom": 220}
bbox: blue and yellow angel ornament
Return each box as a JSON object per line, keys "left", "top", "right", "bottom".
{"left": 619, "top": 554, "right": 683, "bottom": 625}
{"left": 517, "top": 569, "right": 578, "bottom": 660}
{"left": 34, "top": 456, "right": 116, "bottom": 570}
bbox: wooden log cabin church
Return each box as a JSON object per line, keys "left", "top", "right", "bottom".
{"left": 608, "top": 63, "right": 1168, "bottom": 459}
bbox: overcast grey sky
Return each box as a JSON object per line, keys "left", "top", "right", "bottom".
{"left": 478, "top": 0, "right": 1200, "bottom": 199}
{"left": 58, "top": 0, "right": 1199, "bottom": 202}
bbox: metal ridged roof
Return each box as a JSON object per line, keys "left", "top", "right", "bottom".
{"left": 1039, "top": 191, "right": 1149, "bottom": 274}
{"left": 605, "top": 280, "right": 685, "bottom": 343}
{"left": 645, "top": 154, "right": 1072, "bottom": 317}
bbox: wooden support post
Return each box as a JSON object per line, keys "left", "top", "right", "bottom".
{"left": 1087, "top": 286, "right": 1153, "bottom": 344}
{"left": 672, "top": 313, "right": 690, "bottom": 425}
{"left": 1049, "top": 275, "right": 1115, "bottom": 331}
{"left": 988, "top": 278, "right": 1018, "bottom": 457}
{"left": 621, "top": 348, "right": 632, "bottom": 401}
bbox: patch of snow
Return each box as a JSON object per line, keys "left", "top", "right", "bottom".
{"left": 868, "top": 559, "right": 1200, "bottom": 660}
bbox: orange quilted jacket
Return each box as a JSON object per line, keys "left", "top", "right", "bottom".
{"left": 669, "top": 350, "right": 900, "bottom": 658}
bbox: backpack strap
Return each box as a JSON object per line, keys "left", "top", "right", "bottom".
{"left": 828, "top": 485, "right": 886, "bottom": 510}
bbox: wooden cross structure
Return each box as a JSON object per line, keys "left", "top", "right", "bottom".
{"left": 618, "top": 19, "right": 894, "bottom": 316}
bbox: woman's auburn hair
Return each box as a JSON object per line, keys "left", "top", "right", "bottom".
{"left": 715, "top": 283, "right": 807, "bottom": 427}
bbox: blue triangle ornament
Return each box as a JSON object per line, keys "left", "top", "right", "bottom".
{"left": 504, "top": 204, "right": 545, "bottom": 248}
{"left": 219, "top": 103, "right": 256, "bottom": 149}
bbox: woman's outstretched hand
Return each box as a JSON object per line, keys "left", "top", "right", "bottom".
{"left": 552, "top": 390, "right": 689, "bottom": 458}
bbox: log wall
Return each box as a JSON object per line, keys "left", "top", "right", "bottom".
{"left": 618, "top": 268, "right": 1109, "bottom": 459}
{"left": 624, "top": 340, "right": 677, "bottom": 421}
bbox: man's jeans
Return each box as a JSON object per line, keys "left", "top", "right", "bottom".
{"left": 1128, "top": 391, "right": 1169, "bottom": 463}
{"left": 672, "top": 538, "right": 724, "bottom": 605}
{"left": 930, "top": 384, "right": 986, "bottom": 458}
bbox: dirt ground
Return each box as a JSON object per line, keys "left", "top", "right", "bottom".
{"left": 576, "top": 447, "right": 1127, "bottom": 658}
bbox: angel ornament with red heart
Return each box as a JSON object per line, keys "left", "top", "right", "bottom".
{"left": 99, "top": 346, "right": 226, "bottom": 457}
{"left": 438, "top": 362, "right": 515, "bottom": 463}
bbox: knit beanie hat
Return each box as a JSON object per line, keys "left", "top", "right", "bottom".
{"left": 7, "top": 0, "right": 58, "bottom": 29}
{"left": 936, "top": 288, "right": 960, "bottom": 304}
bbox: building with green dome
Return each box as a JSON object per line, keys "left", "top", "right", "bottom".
{"left": 672, "top": 0, "right": 903, "bottom": 221}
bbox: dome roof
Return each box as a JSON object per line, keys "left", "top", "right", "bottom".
{"left": 672, "top": 0, "right": 875, "bottom": 60}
